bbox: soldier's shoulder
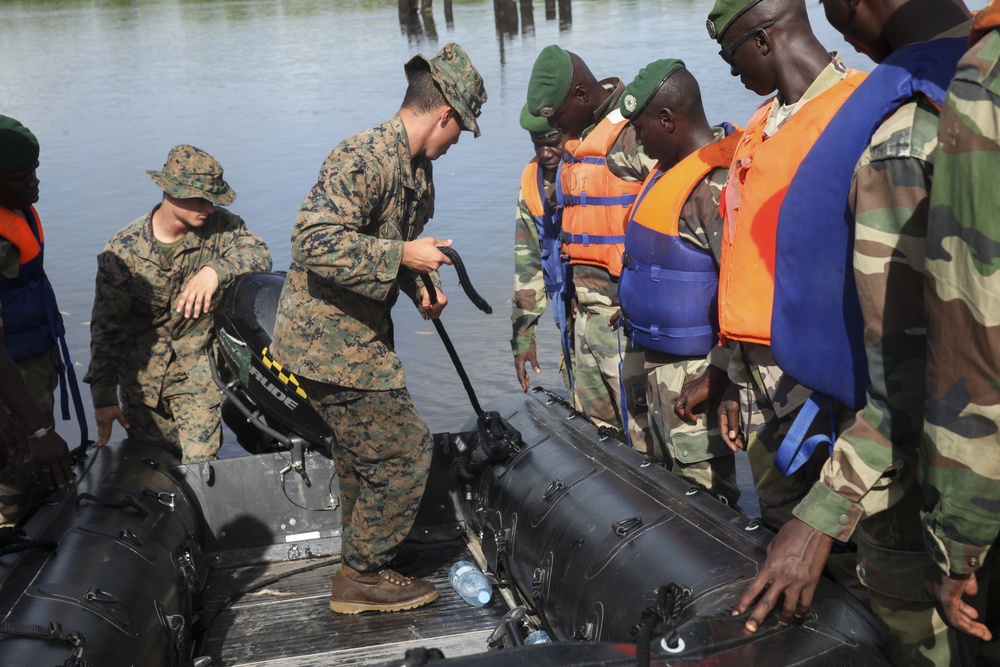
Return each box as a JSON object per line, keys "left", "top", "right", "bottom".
{"left": 106, "top": 214, "right": 152, "bottom": 252}
{"left": 866, "top": 95, "right": 940, "bottom": 164}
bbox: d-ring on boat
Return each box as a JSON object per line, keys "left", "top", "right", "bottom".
{"left": 0, "top": 270, "right": 890, "bottom": 666}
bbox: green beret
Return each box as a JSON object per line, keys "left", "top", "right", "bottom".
{"left": 620, "top": 59, "right": 686, "bottom": 121}
{"left": 406, "top": 42, "right": 487, "bottom": 138}
{"left": 519, "top": 104, "right": 557, "bottom": 136}
{"left": 706, "top": 0, "right": 765, "bottom": 41}
{"left": 0, "top": 115, "right": 39, "bottom": 172}
{"left": 526, "top": 45, "right": 574, "bottom": 118}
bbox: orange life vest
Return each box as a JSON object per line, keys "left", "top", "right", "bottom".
{"left": 717, "top": 71, "right": 867, "bottom": 345}
{"left": 558, "top": 110, "right": 644, "bottom": 277}
{"left": 972, "top": 2, "right": 1000, "bottom": 44}
{"left": 0, "top": 205, "right": 43, "bottom": 263}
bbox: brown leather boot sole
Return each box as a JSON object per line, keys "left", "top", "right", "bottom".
{"left": 329, "top": 566, "right": 440, "bottom": 614}
{"left": 329, "top": 588, "right": 439, "bottom": 614}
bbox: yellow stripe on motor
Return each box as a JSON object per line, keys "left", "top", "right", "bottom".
{"left": 260, "top": 347, "right": 309, "bottom": 399}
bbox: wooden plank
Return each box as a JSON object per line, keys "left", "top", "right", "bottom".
{"left": 198, "top": 541, "right": 508, "bottom": 666}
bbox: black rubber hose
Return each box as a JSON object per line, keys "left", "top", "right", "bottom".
{"left": 437, "top": 245, "right": 492, "bottom": 314}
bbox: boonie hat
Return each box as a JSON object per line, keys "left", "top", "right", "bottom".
{"left": 526, "top": 45, "right": 574, "bottom": 118}
{"left": 519, "top": 104, "right": 558, "bottom": 137}
{"left": 147, "top": 145, "right": 236, "bottom": 205}
{"left": 620, "top": 59, "right": 686, "bottom": 121}
{"left": 706, "top": 0, "right": 766, "bottom": 41}
{"left": 0, "top": 115, "right": 39, "bottom": 172}
{"left": 405, "top": 42, "right": 487, "bottom": 137}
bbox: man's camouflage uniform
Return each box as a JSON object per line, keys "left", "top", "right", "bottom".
{"left": 724, "top": 56, "right": 857, "bottom": 531}
{"left": 921, "top": 11, "right": 1000, "bottom": 661}
{"left": 789, "top": 22, "right": 1000, "bottom": 664}
{"left": 620, "top": 128, "right": 738, "bottom": 505}
{"left": 511, "top": 168, "right": 576, "bottom": 400}
{"left": 0, "top": 237, "right": 60, "bottom": 522}
{"left": 84, "top": 207, "right": 271, "bottom": 463}
{"left": 571, "top": 79, "right": 656, "bottom": 429}
{"left": 268, "top": 114, "right": 446, "bottom": 574}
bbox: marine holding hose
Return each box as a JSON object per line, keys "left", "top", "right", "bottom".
{"left": 267, "top": 42, "right": 487, "bottom": 616}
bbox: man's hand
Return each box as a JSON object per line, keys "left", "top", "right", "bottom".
{"left": 924, "top": 564, "right": 993, "bottom": 640}
{"left": 514, "top": 344, "right": 540, "bottom": 392}
{"left": 609, "top": 308, "right": 623, "bottom": 332}
{"left": 30, "top": 430, "right": 74, "bottom": 491}
{"left": 732, "top": 517, "right": 833, "bottom": 632}
{"left": 94, "top": 405, "right": 130, "bottom": 447}
{"left": 176, "top": 265, "right": 221, "bottom": 319}
{"left": 718, "top": 382, "right": 745, "bottom": 451}
{"left": 403, "top": 237, "right": 453, "bottom": 273}
{"left": 418, "top": 285, "right": 448, "bottom": 320}
{"left": 675, "top": 365, "right": 726, "bottom": 423}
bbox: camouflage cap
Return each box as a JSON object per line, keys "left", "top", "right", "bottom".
{"left": 519, "top": 103, "right": 557, "bottom": 137}
{"left": 0, "top": 115, "right": 39, "bottom": 172}
{"left": 405, "top": 42, "right": 487, "bottom": 138}
{"left": 620, "top": 59, "right": 686, "bottom": 121}
{"left": 147, "top": 145, "right": 236, "bottom": 205}
{"left": 526, "top": 45, "right": 574, "bottom": 118}
{"left": 706, "top": 0, "right": 765, "bottom": 41}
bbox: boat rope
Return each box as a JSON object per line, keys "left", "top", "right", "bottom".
{"left": 630, "top": 583, "right": 691, "bottom": 667}
{"left": 0, "top": 535, "right": 58, "bottom": 557}
{"left": 0, "top": 620, "right": 88, "bottom": 666}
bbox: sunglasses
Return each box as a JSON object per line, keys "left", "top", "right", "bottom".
{"left": 719, "top": 20, "right": 775, "bottom": 65}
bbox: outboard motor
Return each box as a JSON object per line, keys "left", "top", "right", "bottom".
{"left": 212, "top": 272, "right": 333, "bottom": 455}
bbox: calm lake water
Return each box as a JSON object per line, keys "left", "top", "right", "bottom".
{"left": 0, "top": 0, "right": 982, "bottom": 465}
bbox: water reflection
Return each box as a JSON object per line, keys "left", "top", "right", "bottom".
{"left": 397, "top": 0, "right": 572, "bottom": 50}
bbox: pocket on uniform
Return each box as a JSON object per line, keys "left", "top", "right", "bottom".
{"left": 129, "top": 280, "right": 171, "bottom": 316}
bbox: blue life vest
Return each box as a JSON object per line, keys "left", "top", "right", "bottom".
{"left": 522, "top": 158, "right": 574, "bottom": 389}
{"left": 619, "top": 125, "right": 743, "bottom": 357}
{"left": 770, "top": 37, "right": 968, "bottom": 475}
{"left": 0, "top": 206, "right": 91, "bottom": 448}
{"left": 0, "top": 207, "right": 64, "bottom": 361}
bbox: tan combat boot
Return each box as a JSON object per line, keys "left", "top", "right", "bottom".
{"left": 329, "top": 564, "right": 439, "bottom": 614}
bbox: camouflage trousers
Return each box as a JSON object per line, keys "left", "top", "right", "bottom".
{"left": 304, "top": 381, "right": 433, "bottom": 573}
{"left": 573, "top": 301, "right": 622, "bottom": 428}
{"left": 621, "top": 341, "right": 739, "bottom": 506}
{"left": 0, "top": 346, "right": 60, "bottom": 527}
{"left": 121, "top": 376, "right": 222, "bottom": 464}
{"left": 740, "top": 382, "right": 855, "bottom": 530}
{"left": 856, "top": 464, "right": 1000, "bottom": 666}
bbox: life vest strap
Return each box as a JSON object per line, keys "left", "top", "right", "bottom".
{"left": 774, "top": 392, "right": 836, "bottom": 476}
{"left": 562, "top": 193, "right": 636, "bottom": 208}
{"left": 622, "top": 253, "right": 718, "bottom": 283}
{"left": 624, "top": 319, "right": 716, "bottom": 342}
{"left": 562, "top": 232, "right": 627, "bottom": 246}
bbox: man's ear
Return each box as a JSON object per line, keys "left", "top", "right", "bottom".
{"left": 571, "top": 83, "right": 589, "bottom": 104}
{"left": 659, "top": 108, "right": 675, "bottom": 133}
{"left": 436, "top": 104, "right": 454, "bottom": 127}
{"left": 756, "top": 27, "right": 771, "bottom": 56}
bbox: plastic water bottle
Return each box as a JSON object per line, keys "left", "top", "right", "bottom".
{"left": 448, "top": 560, "right": 492, "bottom": 607}
{"left": 524, "top": 630, "right": 551, "bottom": 644}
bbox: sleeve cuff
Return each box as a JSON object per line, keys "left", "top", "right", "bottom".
{"left": 511, "top": 332, "right": 536, "bottom": 356}
{"left": 793, "top": 482, "right": 863, "bottom": 542}
{"left": 90, "top": 386, "right": 120, "bottom": 410}
{"left": 923, "top": 513, "right": 994, "bottom": 576}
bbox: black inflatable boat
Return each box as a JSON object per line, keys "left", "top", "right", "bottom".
{"left": 0, "top": 272, "right": 890, "bottom": 666}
